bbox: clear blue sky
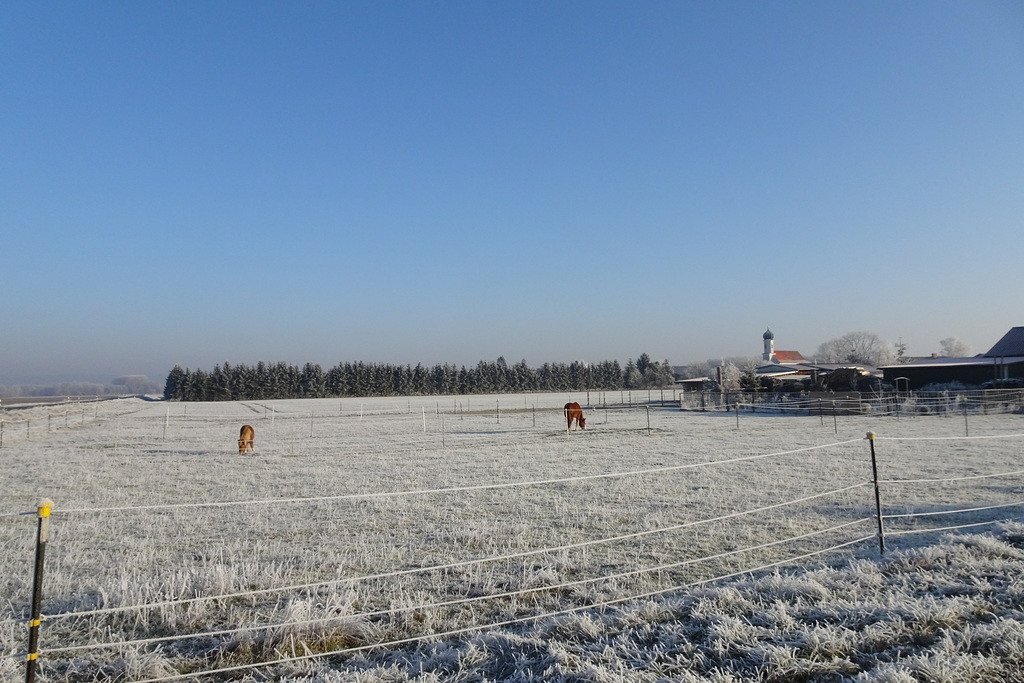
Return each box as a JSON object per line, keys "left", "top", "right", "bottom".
{"left": 3, "top": 1, "right": 1023, "bottom": 385}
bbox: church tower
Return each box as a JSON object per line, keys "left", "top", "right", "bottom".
{"left": 763, "top": 328, "right": 775, "bottom": 362}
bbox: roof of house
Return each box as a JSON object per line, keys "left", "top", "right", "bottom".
{"left": 772, "top": 350, "right": 806, "bottom": 363}
{"left": 880, "top": 356, "right": 1024, "bottom": 370}
{"left": 985, "top": 327, "right": 1024, "bottom": 357}
{"left": 875, "top": 326, "right": 1024, "bottom": 370}
{"left": 756, "top": 362, "right": 880, "bottom": 377}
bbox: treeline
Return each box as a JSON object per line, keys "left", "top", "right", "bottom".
{"left": 163, "top": 355, "right": 676, "bottom": 402}
{"left": 1, "top": 375, "right": 161, "bottom": 399}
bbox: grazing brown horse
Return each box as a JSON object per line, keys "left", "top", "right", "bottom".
{"left": 564, "top": 402, "right": 586, "bottom": 431}
{"left": 238, "top": 424, "right": 255, "bottom": 453}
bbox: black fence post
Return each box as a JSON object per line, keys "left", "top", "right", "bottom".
{"left": 867, "top": 433, "right": 886, "bottom": 554}
{"left": 26, "top": 499, "right": 52, "bottom": 683}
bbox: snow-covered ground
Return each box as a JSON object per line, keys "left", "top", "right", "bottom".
{"left": 1, "top": 394, "right": 1023, "bottom": 681}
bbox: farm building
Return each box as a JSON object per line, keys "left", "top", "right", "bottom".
{"left": 760, "top": 327, "right": 805, "bottom": 364}
{"left": 880, "top": 326, "right": 1024, "bottom": 390}
{"left": 755, "top": 328, "right": 880, "bottom": 389}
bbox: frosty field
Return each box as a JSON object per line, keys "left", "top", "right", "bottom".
{"left": 2, "top": 394, "right": 1024, "bottom": 681}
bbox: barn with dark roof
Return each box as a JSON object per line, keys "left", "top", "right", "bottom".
{"left": 880, "top": 327, "right": 1024, "bottom": 389}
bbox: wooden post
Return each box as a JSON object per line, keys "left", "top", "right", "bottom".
{"left": 646, "top": 405, "right": 651, "bottom": 435}
{"left": 735, "top": 404, "right": 740, "bottom": 430}
{"left": 963, "top": 400, "right": 969, "bottom": 437}
{"left": 25, "top": 499, "right": 52, "bottom": 683}
{"left": 832, "top": 401, "right": 837, "bottom": 434}
{"left": 867, "top": 432, "right": 886, "bottom": 554}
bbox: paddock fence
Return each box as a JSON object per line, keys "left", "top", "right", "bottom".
{"left": 4, "top": 416, "right": 1024, "bottom": 682}
{"left": 683, "top": 388, "right": 1024, "bottom": 418}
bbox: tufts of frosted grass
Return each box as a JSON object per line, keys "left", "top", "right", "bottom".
{"left": 2, "top": 397, "right": 1024, "bottom": 680}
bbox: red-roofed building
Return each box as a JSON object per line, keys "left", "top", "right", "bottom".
{"left": 771, "top": 350, "right": 806, "bottom": 363}
{"left": 756, "top": 328, "right": 881, "bottom": 389}
{"left": 761, "top": 328, "right": 805, "bottom": 364}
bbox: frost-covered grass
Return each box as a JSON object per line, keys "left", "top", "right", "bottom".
{"left": 1, "top": 395, "right": 1023, "bottom": 681}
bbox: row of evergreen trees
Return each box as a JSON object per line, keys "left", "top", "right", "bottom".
{"left": 163, "top": 355, "right": 675, "bottom": 402}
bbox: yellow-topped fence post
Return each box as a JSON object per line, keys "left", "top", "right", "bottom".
{"left": 26, "top": 499, "right": 52, "bottom": 683}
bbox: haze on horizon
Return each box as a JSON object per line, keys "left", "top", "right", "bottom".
{"left": 2, "top": 2, "right": 1023, "bottom": 387}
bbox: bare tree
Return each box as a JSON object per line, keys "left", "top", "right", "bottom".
{"left": 680, "top": 357, "right": 760, "bottom": 384}
{"left": 814, "top": 331, "right": 895, "bottom": 367}
{"left": 939, "top": 337, "right": 972, "bottom": 357}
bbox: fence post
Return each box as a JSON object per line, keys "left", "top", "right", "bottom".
{"left": 646, "top": 405, "right": 651, "bottom": 435}
{"left": 26, "top": 499, "right": 52, "bottom": 683}
{"left": 963, "top": 400, "right": 969, "bottom": 437}
{"left": 867, "top": 433, "right": 886, "bottom": 554}
{"left": 832, "top": 401, "right": 837, "bottom": 435}
{"left": 735, "top": 403, "right": 740, "bottom": 430}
